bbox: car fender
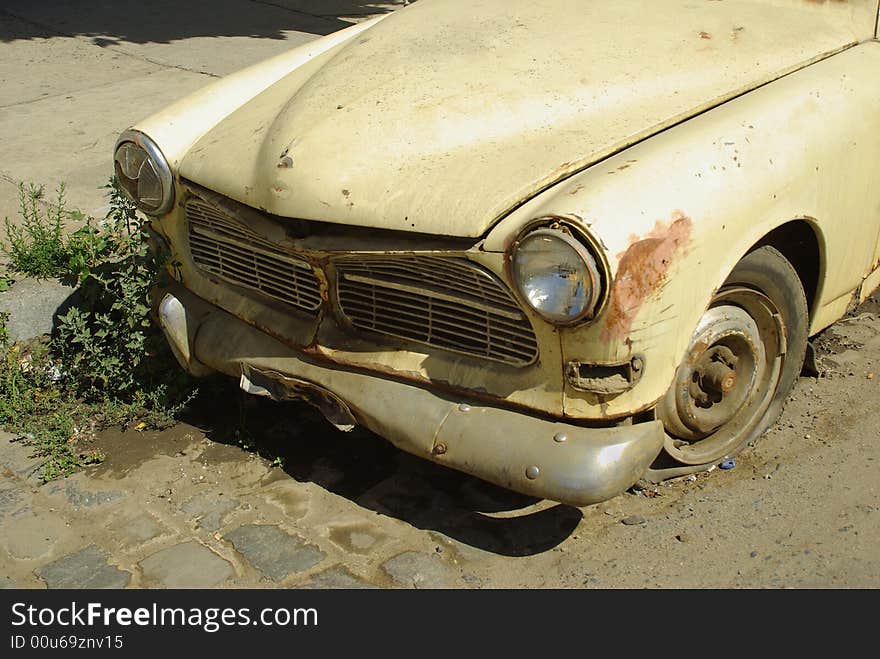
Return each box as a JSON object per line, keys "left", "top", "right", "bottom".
{"left": 483, "top": 41, "right": 880, "bottom": 420}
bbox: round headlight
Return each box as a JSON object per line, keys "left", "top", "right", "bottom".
{"left": 114, "top": 130, "right": 173, "bottom": 215}
{"left": 512, "top": 227, "right": 603, "bottom": 324}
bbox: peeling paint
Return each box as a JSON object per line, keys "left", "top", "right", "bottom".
{"left": 601, "top": 211, "right": 693, "bottom": 343}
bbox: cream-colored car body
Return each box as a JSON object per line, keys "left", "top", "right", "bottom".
{"left": 133, "top": 0, "right": 880, "bottom": 505}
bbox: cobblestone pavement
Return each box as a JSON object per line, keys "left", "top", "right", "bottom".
{"left": 0, "top": 417, "right": 467, "bottom": 589}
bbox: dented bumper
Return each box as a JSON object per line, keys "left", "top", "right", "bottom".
{"left": 157, "top": 284, "right": 664, "bottom": 506}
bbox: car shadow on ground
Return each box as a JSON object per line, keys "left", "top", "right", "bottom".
{"left": 184, "top": 381, "right": 582, "bottom": 557}
{"left": 0, "top": 0, "right": 406, "bottom": 44}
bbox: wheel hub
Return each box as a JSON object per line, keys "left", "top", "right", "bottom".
{"left": 665, "top": 305, "right": 764, "bottom": 438}
{"left": 657, "top": 289, "right": 784, "bottom": 465}
{"left": 691, "top": 345, "right": 738, "bottom": 403}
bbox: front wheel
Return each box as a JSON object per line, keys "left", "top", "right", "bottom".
{"left": 657, "top": 245, "right": 808, "bottom": 465}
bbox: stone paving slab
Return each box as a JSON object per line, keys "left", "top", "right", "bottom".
{"left": 1, "top": 511, "right": 73, "bottom": 561}
{"left": 0, "top": 278, "right": 78, "bottom": 343}
{"left": 0, "top": 416, "right": 467, "bottom": 590}
{"left": 226, "top": 524, "right": 325, "bottom": 582}
{"left": 61, "top": 479, "right": 126, "bottom": 508}
{"left": 381, "top": 551, "right": 460, "bottom": 589}
{"left": 36, "top": 545, "right": 131, "bottom": 588}
{"left": 181, "top": 492, "right": 240, "bottom": 531}
{"left": 0, "top": 482, "right": 24, "bottom": 520}
{"left": 1, "top": 0, "right": 346, "bottom": 38}
{"left": 139, "top": 541, "right": 235, "bottom": 588}
{"left": 1, "top": 0, "right": 342, "bottom": 75}
{"left": 119, "top": 514, "right": 169, "bottom": 545}
{"left": 298, "top": 565, "right": 378, "bottom": 589}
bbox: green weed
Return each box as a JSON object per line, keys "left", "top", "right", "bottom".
{"left": 1, "top": 182, "right": 111, "bottom": 282}
{"left": 0, "top": 311, "right": 8, "bottom": 347}
{"left": 0, "top": 179, "right": 198, "bottom": 481}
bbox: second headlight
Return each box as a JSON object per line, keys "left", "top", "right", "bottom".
{"left": 511, "top": 227, "right": 604, "bottom": 324}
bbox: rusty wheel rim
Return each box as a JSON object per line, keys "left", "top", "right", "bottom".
{"left": 659, "top": 286, "right": 784, "bottom": 465}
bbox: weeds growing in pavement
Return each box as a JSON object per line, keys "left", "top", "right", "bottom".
{"left": 1, "top": 183, "right": 111, "bottom": 281}
{"left": 0, "top": 179, "right": 197, "bottom": 480}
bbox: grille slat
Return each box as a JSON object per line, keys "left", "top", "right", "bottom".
{"left": 336, "top": 256, "right": 538, "bottom": 366}
{"left": 191, "top": 225, "right": 312, "bottom": 272}
{"left": 191, "top": 244, "right": 322, "bottom": 304}
{"left": 341, "top": 273, "right": 523, "bottom": 320}
{"left": 337, "top": 289, "right": 537, "bottom": 342}
{"left": 339, "top": 306, "right": 536, "bottom": 360}
{"left": 186, "top": 198, "right": 322, "bottom": 314}
{"left": 195, "top": 255, "right": 322, "bottom": 308}
{"left": 339, "top": 259, "right": 515, "bottom": 308}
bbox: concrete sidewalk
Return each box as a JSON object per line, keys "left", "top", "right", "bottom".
{"left": 0, "top": 1, "right": 406, "bottom": 222}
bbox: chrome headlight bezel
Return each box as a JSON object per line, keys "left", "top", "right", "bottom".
{"left": 113, "top": 129, "right": 174, "bottom": 215}
{"left": 509, "top": 221, "right": 607, "bottom": 326}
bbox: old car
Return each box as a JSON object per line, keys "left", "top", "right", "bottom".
{"left": 113, "top": 0, "right": 880, "bottom": 506}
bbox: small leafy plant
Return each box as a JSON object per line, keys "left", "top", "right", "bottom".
{"left": 1, "top": 183, "right": 109, "bottom": 281}
{"left": 55, "top": 182, "right": 177, "bottom": 398}
{"left": 0, "top": 179, "right": 197, "bottom": 480}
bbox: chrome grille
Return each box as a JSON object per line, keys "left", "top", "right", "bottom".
{"left": 186, "top": 197, "right": 322, "bottom": 314}
{"left": 336, "top": 256, "right": 538, "bottom": 366}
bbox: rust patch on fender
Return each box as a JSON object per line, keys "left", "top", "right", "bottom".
{"left": 601, "top": 211, "right": 693, "bottom": 343}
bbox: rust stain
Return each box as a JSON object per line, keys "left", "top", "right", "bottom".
{"left": 601, "top": 211, "right": 693, "bottom": 344}
{"left": 699, "top": 31, "right": 712, "bottom": 40}
{"left": 550, "top": 161, "right": 576, "bottom": 179}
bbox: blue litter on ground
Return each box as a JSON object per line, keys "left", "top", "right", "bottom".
{"left": 719, "top": 458, "right": 736, "bottom": 470}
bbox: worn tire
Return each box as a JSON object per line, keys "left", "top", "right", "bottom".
{"left": 658, "top": 245, "right": 809, "bottom": 465}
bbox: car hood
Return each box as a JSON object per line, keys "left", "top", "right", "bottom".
{"left": 178, "top": 0, "right": 875, "bottom": 238}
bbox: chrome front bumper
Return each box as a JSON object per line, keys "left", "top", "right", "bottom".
{"left": 157, "top": 285, "right": 665, "bottom": 506}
